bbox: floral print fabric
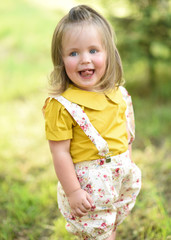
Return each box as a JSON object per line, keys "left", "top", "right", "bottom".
{"left": 55, "top": 86, "right": 135, "bottom": 150}
{"left": 57, "top": 151, "right": 141, "bottom": 240}
{"left": 119, "top": 86, "right": 135, "bottom": 145}
{"left": 54, "top": 88, "right": 141, "bottom": 239}
{"left": 54, "top": 95, "right": 109, "bottom": 157}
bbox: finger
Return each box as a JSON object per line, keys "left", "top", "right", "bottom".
{"left": 71, "top": 210, "right": 76, "bottom": 218}
{"left": 75, "top": 208, "right": 88, "bottom": 217}
{"left": 79, "top": 204, "right": 89, "bottom": 213}
{"left": 86, "top": 192, "right": 93, "bottom": 206}
{"left": 82, "top": 200, "right": 91, "bottom": 210}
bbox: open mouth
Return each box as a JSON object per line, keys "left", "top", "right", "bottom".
{"left": 79, "top": 69, "right": 95, "bottom": 78}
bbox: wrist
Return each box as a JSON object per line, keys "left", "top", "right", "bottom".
{"left": 66, "top": 187, "right": 81, "bottom": 197}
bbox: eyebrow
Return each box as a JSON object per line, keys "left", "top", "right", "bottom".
{"left": 89, "top": 45, "right": 101, "bottom": 49}
{"left": 64, "top": 48, "right": 79, "bottom": 54}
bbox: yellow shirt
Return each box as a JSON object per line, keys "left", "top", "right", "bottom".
{"left": 44, "top": 85, "right": 128, "bottom": 163}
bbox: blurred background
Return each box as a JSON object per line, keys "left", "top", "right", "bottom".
{"left": 0, "top": 0, "right": 170, "bottom": 239}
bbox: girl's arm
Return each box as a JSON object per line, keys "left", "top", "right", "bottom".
{"left": 48, "top": 140, "right": 93, "bottom": 217}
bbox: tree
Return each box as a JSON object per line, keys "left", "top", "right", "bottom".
{"left": 100, "top": 0, "right": 171, "bottom": 88}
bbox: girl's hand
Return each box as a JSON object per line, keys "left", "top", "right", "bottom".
{"left": 67, "top": 188, "right": 93, "bottom": 217}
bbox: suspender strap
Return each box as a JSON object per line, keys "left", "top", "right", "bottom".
{"left": 53, "top": 87, "right": 134, "bottom": 157}
{"left": 54, "top": 96, "right": 109, "bottom": 157}
{"left": 119, "top": 86, "right": 135, "bottom": 144}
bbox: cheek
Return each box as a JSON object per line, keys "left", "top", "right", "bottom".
{"left": 63, "top": 58, "right": 77, "bottom": 74}
{"left": 95, "top": 55, "right": 107, "bottom": 72}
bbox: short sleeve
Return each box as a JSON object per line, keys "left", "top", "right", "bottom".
{"left": 119, "top": 86, "right": 135, "bottom": 144}
{"left": 43, "top": 98, "right": 76, "bottom": 141}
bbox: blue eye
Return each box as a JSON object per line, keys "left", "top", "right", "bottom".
{"left": 70, "top": 52, "right": 78, "bottom": 56}
{"left": 90, "top": 49, "right": 97, "bottom": 54}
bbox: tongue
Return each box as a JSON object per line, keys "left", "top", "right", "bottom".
{"left": 80, "top": 70, "right": 93, "bottom": 77}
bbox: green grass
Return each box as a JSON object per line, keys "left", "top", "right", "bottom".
{"left": 0, "top": 0, "right": 171, "bottom": 239}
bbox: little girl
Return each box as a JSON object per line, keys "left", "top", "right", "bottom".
{"left": 43, "top": 5, "right": 141, "bottom": 240}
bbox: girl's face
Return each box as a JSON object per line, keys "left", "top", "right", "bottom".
{"left": 62, "top": 24, "right": 107, "bottom": 91}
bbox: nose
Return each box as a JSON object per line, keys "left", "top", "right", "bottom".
{"left": 80, "top": 52, "right": 91, "bottom": 64}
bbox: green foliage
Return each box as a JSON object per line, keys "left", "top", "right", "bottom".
{"left": 50, "top": 217, "right": 78, "bottom": 240}
{"left": 101, "top": 0, "right": 171, "bottom": 87}
{"left": 0, "top": 0, "right": 64, "bottom": 102}
{"left": 0, "top": 182, "right": 42, "bottom": 239}
{"left": 0, "top": 0, "right": 170, "bottom": 239}
{"left": 132, "top": 94, "right": 171, "bottom": 148}
{"left": 116, "top": 143, "right": 171, "bottom": 240}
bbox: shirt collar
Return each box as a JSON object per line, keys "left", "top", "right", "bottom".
{"left": 105, "top": 88, "right": 121, "bottom": 104}
{"left": 62, "top": 85, "right": 121, "bottom": 110}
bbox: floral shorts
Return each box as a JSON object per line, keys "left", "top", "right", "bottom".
{"left": 57, "top": 150, "right": 141, "bottom": 240}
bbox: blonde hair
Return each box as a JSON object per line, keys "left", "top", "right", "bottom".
{"left": 49, "top": 5, "right": 123, "bottom": 95}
